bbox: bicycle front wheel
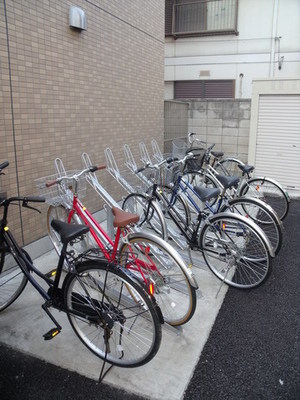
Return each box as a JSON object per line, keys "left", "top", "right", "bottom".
{"left": 200, "top": 213, "right": 271, "bottom": 289}
{"left": 119, "top": 234, "right": 197, "bottom": 326}
{"left": 182, "top": 170, "right": 219, "bottom": 209}
{"left": 214, "top": 158, "right": 244, "bottom": 177}
{"left": 0, "top": 249, "right": 29, "bottom": 312}
{"left": 122, "top": 193, "right": 166, "bottom": 239}
{"left": 239, "top": 177, "right": 289, "bottom": 221}
{"left": 63, "top": 260, "right": 162, "bottom": 368}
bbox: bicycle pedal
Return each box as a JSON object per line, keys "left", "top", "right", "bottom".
{"left": 43, "top": 328, "right": 61, "bottom": 340}
{"left": 45, "top": 268, "right": 57, "bottom": 279}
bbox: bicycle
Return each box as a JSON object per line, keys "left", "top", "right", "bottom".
{"left": 177, "top": 151, "right": 284, "bottom": 256}
{"left": 0, "top": 161, "right": 162, "bottom": 369}
{"left": 37, "top": 161, "right": 198, "bottom": 326}
{"left": 138, "top": 142, "right": 283, "bottom": 255}
{"left": 122, "top": 158, "right": 275, "bottom": 290}
{"left": 187, "top": 132, "right": 290, "bottom": 220}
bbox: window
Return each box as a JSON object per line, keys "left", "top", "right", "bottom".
{"left": 165, "top": 0, "right": 238, "bottom": 37}
{"left": 174, "top": 80, "right": 235, "bottom": 99}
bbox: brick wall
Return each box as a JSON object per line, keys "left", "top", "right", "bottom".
{"left": 0, "top": 0, "right": 164, "bottom": 245}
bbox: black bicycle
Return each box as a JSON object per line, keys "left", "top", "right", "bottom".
{"left": 0, "top": 161, "right": 162, "bottom": 368}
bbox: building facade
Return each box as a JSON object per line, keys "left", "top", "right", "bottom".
{"left": 165, "top": 0, "right": 300, "bottom": 99}
{"left": 0, "top": 0, "right": 164, "bottom": 245}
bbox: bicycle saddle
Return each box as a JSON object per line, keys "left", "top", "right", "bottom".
{"left": 193, "top": 186, "right": 220, "bottom": 202}
{"left": 217, "top": 174, "right": 240, "bottom": 189}
{"left": 51, "top": 219, "right": 89, "bottom": 244}
{"left": 111, "top": 206, "right": 139, "bottom": 228}
{"left": 211, "top": 151, "right": 224, "bottom": 158}
{"left": 238, "top": 164, "right": 255, "bottom": 174}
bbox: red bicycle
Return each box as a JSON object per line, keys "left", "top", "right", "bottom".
{"left": 36, "top": 164, "right": 198, "bottom": 326}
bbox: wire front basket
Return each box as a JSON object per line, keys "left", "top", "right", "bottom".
{"left": 35, "top": 170, "right": 87, "bottom": 206}
{"left": 185, "top": 147, "right": 206, "bottom": 172}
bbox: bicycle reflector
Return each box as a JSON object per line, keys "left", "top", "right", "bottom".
{"left": 148, "top": 282, "right": 155, "bottom": 296}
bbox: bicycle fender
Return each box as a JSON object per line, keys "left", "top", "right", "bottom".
{"left": 120, "top": 231, "right": 199, "bottom": 289}
{"left": 220, "top": 196, "right": 283, "bottom": 228}
{"left": 205, "top": 212, "right": 275, "bottom": 258}
{"left": 150, "top": 199, "right": 168, "bottom": 240}
{"left": 246, "top": 176, "right": 290, "bottom": 203}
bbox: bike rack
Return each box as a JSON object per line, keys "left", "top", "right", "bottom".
{"left": 123, "top": 144, "right": 188, "bottom": 251}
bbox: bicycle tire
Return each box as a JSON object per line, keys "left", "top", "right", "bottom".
{"left": 220, "top": 197, "right": 283, "bottom": 255}
{"left": 239, "top": 177, "right": 289, "bottom": 221}
{"left": 119, "top": 234, "right": 197, "bottom": 326}
{"left": 47, "top": 205, "right": 91, "bottom": 256}
{"left": 122, "top": 193, "right": 166, "bottom": 239}
{"left": 199, "top": 212, "right": 272, "bottom": 289}
{"left": 63, "top": 260, "right": 162, "bottom": 368}
{"left": 0, "top": 248, "right": 29, "bottom": 312}
{"left": 214, "top": 158, "right": 244, "bottom": 177}
{"left": 159, "top": 185, "right": 190, "bottom": 228}
{"left": 182, "top": 170, "right": 219, "bottom": 208}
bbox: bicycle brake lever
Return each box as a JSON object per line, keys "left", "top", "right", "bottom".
{"left": 22, "top": 200, "right": 41, "bottom": 214}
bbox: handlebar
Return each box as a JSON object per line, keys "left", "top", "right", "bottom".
{"left": 187, "top": 132, "right": 207, "bottom": 147}
{"left": 0, "top": 161, "right": 9, "bottom": 172}
{"left": 46, "top": 165, "right": 105, "bottom": 187}
{"left": 135, "top": 157, "right": 177, "bottom": 174}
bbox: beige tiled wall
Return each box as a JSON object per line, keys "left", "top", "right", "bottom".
{"left": 188, "top": 99, "right": 251, "bottom": 162}
{"left": 0, "top": 0, "right": 164, "bottom": 245}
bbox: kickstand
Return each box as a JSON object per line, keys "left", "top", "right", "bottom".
{"left": 187, "top": 247, "right": 193, "bottom": 268}
{"left": 215, "top": 265, "right": 231, "bottom": 299}
{"left": 98, "top": 331, "right": 114, "bottom": 383}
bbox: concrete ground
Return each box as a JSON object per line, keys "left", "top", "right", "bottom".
{"left": 1, "top": 200, "right": 300, "bottom": 399}
{"left": 0, "top": 242, "right": 228, "bottom": 400}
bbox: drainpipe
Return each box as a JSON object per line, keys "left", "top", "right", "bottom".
{"left": 269, "top": 0, "right": 279, "bottom": 77}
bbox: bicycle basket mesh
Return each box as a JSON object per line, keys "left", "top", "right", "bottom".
{"left": 160, "top": 163, "right": 181, "bottom": 185}
{"left": 172, "top": 139, "right": 187, "bottom": 159}
{"left": 185, "top": 147, "right": 206, "bottom": 171}
{"left": 35, "top": 170, "right": 87, "bottom": 206}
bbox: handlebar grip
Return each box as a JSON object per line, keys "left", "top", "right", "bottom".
{"left": 45, "top": 180, "right": 57, "bottom": 188}
{"left": 166, "top": 157, "right": 178, "bottom": 163}
{"left": 89, "top": 165, "right": 106, "bottom": 173}
{"left": 136, "top": 166, "right": 145, "bottom": 173}
{"left": 24, "top": 196, "right": 45, "bottom": 203}
{"left": 0, "top": 161, "right": 9, "bottom": 170}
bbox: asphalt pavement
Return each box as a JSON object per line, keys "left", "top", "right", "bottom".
{"left": 1, "top": 200, "right": 299, "bottom": 400}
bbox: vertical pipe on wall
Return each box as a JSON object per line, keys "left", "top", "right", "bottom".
{"left": 269, "top": 0, "right": 279, "bottom": 77}
{"left": 3, "top": 0, "right": 25, "bottom": 244}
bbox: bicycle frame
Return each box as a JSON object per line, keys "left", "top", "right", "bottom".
{"left": 64, "top": 189, "right": 167, "bottom": 288}
{"left": 0, "top": 226, "right": 53, "bottom": 301}
{"left": 149, "top": 182, "right": 203, "bottom": 249}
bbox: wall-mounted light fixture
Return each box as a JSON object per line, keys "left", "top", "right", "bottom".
{"left": 69, "top": 6, "right": 87, "bottom": 31}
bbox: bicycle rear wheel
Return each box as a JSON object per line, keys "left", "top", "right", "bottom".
{"left": 239, "top": 177, "right": 289, "bottom": 221}
{"left": 220, "top": 197, "right": 283, "bottom": 255}
{"left": 199, "top": 213, "right": 271, "bottom": 289}
{"left": 119, "top": 233, "right": 197, "bottom": 326}
{"left": 0, "top": 249, "right": 29, "bottom": 312}
{"left": 63, "top": 260, "right": 162, "bottom": 368}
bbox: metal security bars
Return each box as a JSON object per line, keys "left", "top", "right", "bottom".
{"left": 171, "top": 0, "right": 238, "bottom": 37}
